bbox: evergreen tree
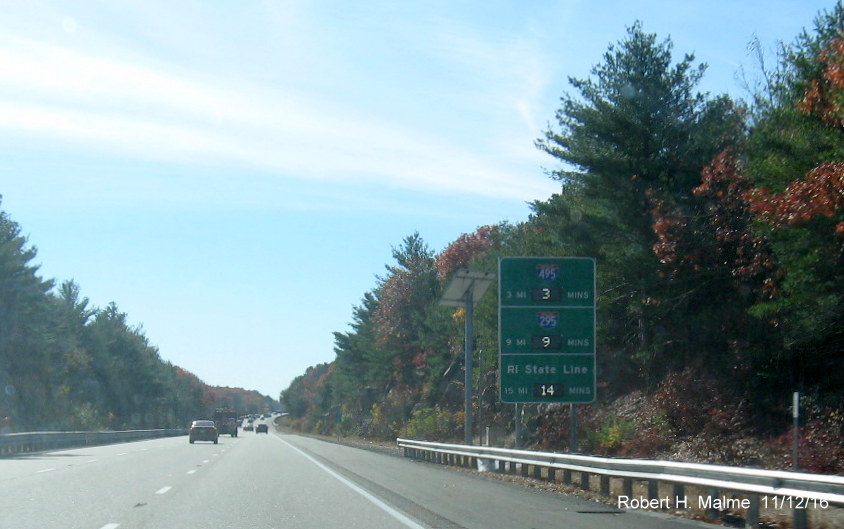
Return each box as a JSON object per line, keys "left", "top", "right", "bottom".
{"left": 535, "top": 22, "right": 742, "bottom": 386}
{"left": 0, "top": 197, "right": 54, "bottom": 428}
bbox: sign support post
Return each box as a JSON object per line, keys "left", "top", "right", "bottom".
{"left": 439, "top": 268, "right": 495, "bottom": 446}
{"left": 464, "top": 287, "right": 474, "bottom": 446}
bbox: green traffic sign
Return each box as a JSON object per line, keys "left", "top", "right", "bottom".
{"left": 499, "top": 257, "right": 594, "bottom": 307}
{"left": 500, "top": 307, "right": 594, "bottom": 354}
{"left": 499, "top": 257, "right": 596, "bottom": 404}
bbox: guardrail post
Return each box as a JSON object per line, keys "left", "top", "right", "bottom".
{"left": 647, "top": 480, "right": 659, "bottom": 501}
{"left": 547, "top": 468, "right": 555, "bottom": 482}
{"left": 672, "top": 483, "right": 684, "bottom": 508}
{"left": 600, "top": 475, "right": 610, "bottom": 496}
{"left": 533, "top": 465, "right": 542, "bottom": 479}
{"left": 706, "top": 488, "right": 719, "bottom": 520}
{"left": 563, "top": 469, "right": 572, "bottom": 485}
{"left": 746, "top": 494, "right": 760, "bottom": 527}
{"left": 580, "top": 472, "right": 590, "bottom": 491}
{"left": 793, "top": 507, "right": 808, "bottom": 529}
{"left": 622, "top": 478, "right": 633, "bottom": 498}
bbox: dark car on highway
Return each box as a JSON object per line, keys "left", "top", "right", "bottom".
{"left": 189, "top": 420, "right": 219, "bottom": 444}
{"left": 255, "top": 423, "right": 269, "bottom": 434}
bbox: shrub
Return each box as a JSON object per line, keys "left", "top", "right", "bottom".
{"left": 591, "top": 418, "right": 637, "bottom": 454}
{"left": 767, "top": 403, "right": 844, "bottom": 473}
{"left": 404, "top": 407, "right": 463, "bottom": 441}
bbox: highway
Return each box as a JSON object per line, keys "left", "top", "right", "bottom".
{"left": 0, "top": 424, "right": 714, "bottom": 529}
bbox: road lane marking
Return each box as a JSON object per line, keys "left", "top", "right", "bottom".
{"left": 99, "top": 524, "right": 119, "bottom": 529}
{"left": 187, "top": 469, "right": 196, "bottom": 474}
{"left": 86, "top": 459, "right": 98, "bottom": 463}
{"left": 155, "top": 486, "right": 172, "bottom": 495}
{"left": 37, "top": 468, "right": 55, "bottom": 473}
{"left": 202, "top": 459, "right": 209, "bottom": 464}
{"left": 274, "top": 437, "right": 426, "bottom": 529}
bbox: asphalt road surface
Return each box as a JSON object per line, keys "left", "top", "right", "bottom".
{"left": 0, "top": 426, "right": 716, "bottom": 529}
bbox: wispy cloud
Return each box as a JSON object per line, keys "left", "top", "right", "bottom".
{"left": 0, "top": 29, "right": 557, "bottom": 202}
{"left": 426, "top": 17, "right": 555, "bottom": 156}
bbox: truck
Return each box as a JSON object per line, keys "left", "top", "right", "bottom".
{"left": 212, "top": 407, "right": 238, "bottom": 437}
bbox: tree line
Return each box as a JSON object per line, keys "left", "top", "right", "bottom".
{"left": 282, "top": 5, "right": 844, "bottom": 468}
{"left": 0, "top": 206, "right": 275, "bottom": 432}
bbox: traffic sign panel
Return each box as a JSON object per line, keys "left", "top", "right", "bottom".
{"left": 499, "top": 257, "right": 594, "bottom": 308}
{"left": 499, "top": 257, "right": 595, "bottom": 404}
{"left": 500, "top": 307, "right": 594, "bottom": 354}
{"left": 500, "top": 354, "right": 595, "bottom": 401}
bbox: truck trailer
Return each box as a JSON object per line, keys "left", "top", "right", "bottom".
{"left": 212, "top": 407, "right": 238, "bottom": 437}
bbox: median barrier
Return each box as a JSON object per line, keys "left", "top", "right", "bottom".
{"left": 0, "top": 429, "right": 187, "bottom": 456}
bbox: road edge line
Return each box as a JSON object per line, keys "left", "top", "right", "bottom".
{"left": 273, "top": 436, "right": 427, "bottom": 529}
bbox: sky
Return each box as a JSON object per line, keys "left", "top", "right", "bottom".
{"left": 0, "top": 0, "right": 838, "bottom": 399}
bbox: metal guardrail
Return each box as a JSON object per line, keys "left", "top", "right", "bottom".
{"left": 397, "top": 438, "right": 844, "bottom": 528}
{"left": 0, "top": 429, "right": 187, "bottom": 456}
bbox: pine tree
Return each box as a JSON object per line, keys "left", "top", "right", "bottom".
{"left": 535, "top": 22, "right": 742, "bottom": 385}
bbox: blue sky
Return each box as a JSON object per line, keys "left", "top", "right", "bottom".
{"left": 0, "top": 0, "right": 837, "bottom": 398}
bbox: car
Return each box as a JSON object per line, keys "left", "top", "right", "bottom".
{"left": 189, "top": 420, "right": 218, "bottom": 444}
{"left": 255, "top": 423, "right": 268, "bottom": 434}
{"left": 243, "top": 424, "right": 254, "bottom": 431}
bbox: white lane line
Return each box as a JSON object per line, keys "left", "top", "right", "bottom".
{"left": 274, "top": 437, "right": 426, "bottom": 529}
{"left": 86, "top": 459, "right": 98, "bottom": 463}
{"left": 186, "top": 469, "right": 196, "bottom": 475}
{"left": 117, "top": 452, "right": 128, "bottom": 456}
{"left": 37, "top": 468, "right": 56, "bottom": 473}
{"left": 99, "top": 524, "right": 120, "bottom": 529}
{"left": 202, "top": 459, "right": 209, "bottom": 464}
{"left": 155, "top": 486, "right": 172, "bottom": 495}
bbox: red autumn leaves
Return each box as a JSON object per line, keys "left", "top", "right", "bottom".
{"left": 649, "top": 34, "right": 844, "bottom": 296}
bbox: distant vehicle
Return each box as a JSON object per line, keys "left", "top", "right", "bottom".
{"left": 189, "top": 420, "right": 218, "bottom": 444}
{"left": 256, "top": 423, "right": 268, "bottom": 434}
{"left": 243, "top": 424, "right": 254, "bottom": 431}
{"left": 212, "top": 407, "right": 238, "bottom": 437}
